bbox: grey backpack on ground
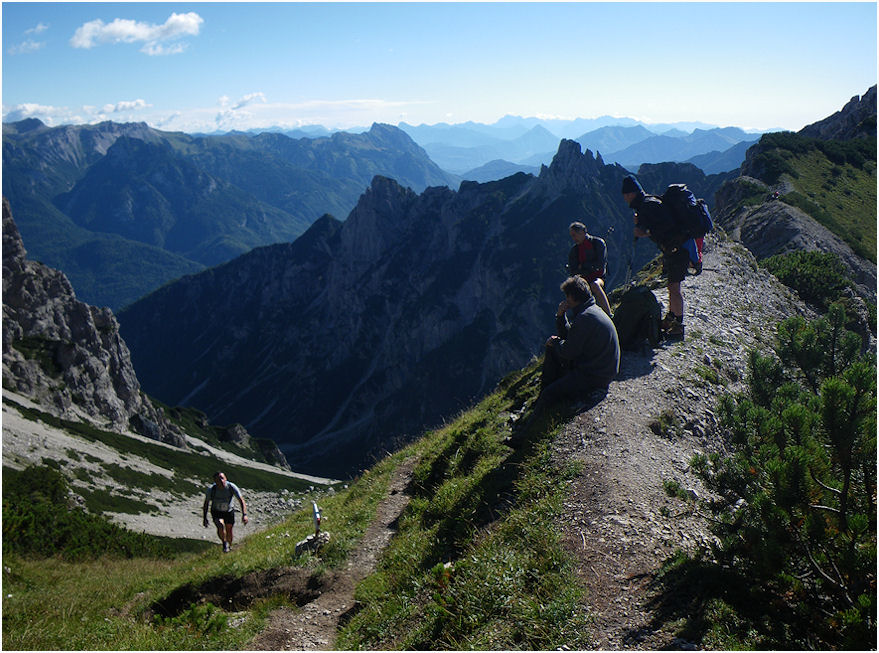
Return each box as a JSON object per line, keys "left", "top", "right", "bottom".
{"left": 612, "top": 286, "right": 662, "bottom": 351}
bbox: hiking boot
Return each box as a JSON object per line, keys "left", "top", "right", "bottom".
{"left": 664, "top": 315, "right": 685, "bottom": 339}
{"left": 660, "top": 312, "right": 677, "bottom": 332}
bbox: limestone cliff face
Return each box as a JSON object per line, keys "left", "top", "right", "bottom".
{"left": 798, "top": 85, "right": 877, "bottom": 141}
{"left": 2, "top": 197, "right": 184, "bottom": 446}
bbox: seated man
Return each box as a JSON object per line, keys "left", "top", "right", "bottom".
{"left": 509, "top": 276, "right": 620, "bottom": 444}
{"left": 541, "top": 275, "right": 620, "bottom": 407}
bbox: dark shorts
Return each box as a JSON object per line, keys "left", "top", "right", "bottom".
{"left": 211, "top": 509, "right": 235, "bottom": 525}
{"left": 663, "top": 247, "right": 690, "bottom": 284}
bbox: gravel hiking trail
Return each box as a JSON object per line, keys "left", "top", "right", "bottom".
{"left": 550, "top": 237, "right": 803, "bottom": 649}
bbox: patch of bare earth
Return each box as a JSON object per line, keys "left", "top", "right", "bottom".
{"left": 248, "top": 457, "right": 416, "bottom": 650}
{"left": 551, "top": 237, "right": 807, "bottom": 649}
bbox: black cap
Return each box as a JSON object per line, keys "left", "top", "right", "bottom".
{"left": 621, "top": 175, "right": 644, "bottom": 195}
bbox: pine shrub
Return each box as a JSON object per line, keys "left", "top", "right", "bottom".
{"left": 693, "top": 304, "right": 876, "bottom": 648}
{"left": 2, "top": 465, "right": 172, "bottom": 560}
{"left": 761, "top": 250, "right": 853, "bottom": 312}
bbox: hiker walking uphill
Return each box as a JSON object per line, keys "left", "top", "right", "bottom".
{"left": 567, "top": 221, "right": 612, "bottom": 317}
{"left": 202, "top": 471, "right": 248, "bottom": 553}
{"left": 620, "top": 174, "right": 712, "bottom": 339}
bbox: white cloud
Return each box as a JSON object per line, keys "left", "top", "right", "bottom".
{"left": 2, "top": 103, "right": 77, "bottom": 125}
{"left": 4, "top": 96, "right": 434, "bottom": 134}
{"left": 7, "top": 40, "right": 45, "bottom": 55}
{"left": 232, "top": 93, "right": 267, "bottom": 110}
{"left": 214, "top": 93, "right": 268, "bottom": 127}
{"left": 70, "top": 12, "right": 203, "bottom": 55}
{"left": 101, "top": 99, "right": 152, "bottom": 113}
{"left": 26, "top": 23, "right": 50, "bottom": 35}
{"left": 141, "top": 42, "right": 188, "bottom": 56}
{"left": 3, "top": 100, "right": 156, "bottom": 127}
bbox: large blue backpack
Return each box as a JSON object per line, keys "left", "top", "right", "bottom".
{"left": 660, "top": 184, "right": 713, "bottom": 241}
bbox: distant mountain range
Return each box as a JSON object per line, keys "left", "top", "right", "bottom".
{"left": 400, "top": 118, "right": 763, "bottom": 176}
{"left": 217, "top": 114, "right": 768, "bottom": 177}
{"left": 2, "top": 111, "right": 760, "bottom": 312}
{"left": 2, "top": 120, "right": 457, "bottom": 310}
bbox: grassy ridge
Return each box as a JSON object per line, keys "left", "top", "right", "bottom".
{"left": 337, "top": 363, "right": 590, "bottom": 649}
{"left": 747, "top": 132, "right": 877, "bottom": 263}
{"left": 778, "top": 149, "right": 876, "bottom": 263}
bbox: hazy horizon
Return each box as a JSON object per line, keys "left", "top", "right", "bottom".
{"left": 2, "top": 2, "right": 876, "bottom": 134}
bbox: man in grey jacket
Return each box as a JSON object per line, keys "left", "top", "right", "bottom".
{"left": 508, "top": 276, "right": 619, "bottom": 446}
{"left": 540, "top": 275, "right": 620, "bottom": 406}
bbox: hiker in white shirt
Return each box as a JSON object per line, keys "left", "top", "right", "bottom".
{"left": 202, "top": 471, "right": 248, "bottom": 553}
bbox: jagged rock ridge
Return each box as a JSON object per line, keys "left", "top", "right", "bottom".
{"left": 2, "top": 197, "right": 290, "bottom": 469}
{"left": 799, "top": 85, "right": 877, "bottom": 141}
{"left": 2, "top": 197, "right": 184, "bottom": 445}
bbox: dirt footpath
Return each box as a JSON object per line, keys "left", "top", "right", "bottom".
{"left": 249, "top": 458, "right": 415, "bottom": 650}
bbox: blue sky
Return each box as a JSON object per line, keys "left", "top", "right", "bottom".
{"left": 2, "top": 2, "right": 876, "bottom": 133}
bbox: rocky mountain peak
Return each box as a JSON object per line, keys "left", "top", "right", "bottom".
{"left": 338, "top": 175, "right": 420, "bottom": 264}
{"left": 799, "top": 84, "right": 877, "bottom": 141}
{"left": 538, "top": 139, "right": 606, "bottom": 195}
{"left": 366, "top": 122, "right": 418, "bottom": 147}
{"left": 5, "top": 117, "right": 46, "bottom": 134}
{"left": 2, "top": 197, "right": 185, "bottom": 446}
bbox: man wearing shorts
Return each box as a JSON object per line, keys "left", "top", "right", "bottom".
{"left": 621, "top": 174, "right": 692, "bottom": 339}
{"left": 202, "top": 471, "right": 248, "bottom": 553}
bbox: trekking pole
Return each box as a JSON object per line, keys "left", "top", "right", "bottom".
{"left": 624, "top": 237, "right": 636, "bottom": 286}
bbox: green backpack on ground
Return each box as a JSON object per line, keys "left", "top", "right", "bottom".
{"left": 612, "top": 286, "right": 662, "bottom": 350}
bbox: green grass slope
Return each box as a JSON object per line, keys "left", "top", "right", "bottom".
{"left": 745, "top": 132, "right": 877, "bottom": 263}
{"left": 3, "top": 360, "right": 593, "bottom": 650}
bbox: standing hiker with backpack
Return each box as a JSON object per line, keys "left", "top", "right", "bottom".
{"left": 202, "top": 471, "right": 248, "bottom": 553}
{"left": 567, "top": 221, "right": 612, "bottom": 317}
{"left": 620, "top": 174, "right": 712, "bottom": 339}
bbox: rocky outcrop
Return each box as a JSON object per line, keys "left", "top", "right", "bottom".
{"left": 2, "top": 197, "right": 185, "bottom": 446}
{"left": 538, "top": 138, "right": 606, "bottom": 196}
{"left": 713, "top": 177, "right": 876, "bottom": 302}
{"left": 799, "top": 85, "right": 877, "bottom": 141}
